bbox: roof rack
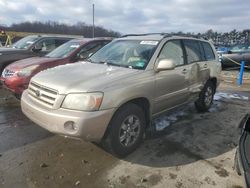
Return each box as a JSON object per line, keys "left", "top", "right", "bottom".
{"left": 121, "top": 33, "right": 168, "bottom": 38}
{"left": 121, "top": 33, "right": 191, "bottom": 39}
{"left": 121, "top": 33, "right": 205, "bottom": 40}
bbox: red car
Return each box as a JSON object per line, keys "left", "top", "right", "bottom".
{"left": 0, "top": 38, "right": 111, "bottom": 98}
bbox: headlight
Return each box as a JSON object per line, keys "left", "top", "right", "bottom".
{"left": 62, "top": 92, "right": 103, "bottom": 111}
{"left": 17, "top": 65, "right": 39, "bottom": 77}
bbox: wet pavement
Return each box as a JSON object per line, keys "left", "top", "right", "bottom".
{"left": 0, "top": 83, "right": 249, "bottom": 188}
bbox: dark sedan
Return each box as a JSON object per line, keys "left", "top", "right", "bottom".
{"left": 235, "top": 114, "right": 250, "bottom": 188}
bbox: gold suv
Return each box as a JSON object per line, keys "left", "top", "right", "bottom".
{"left": 21, "top": 34, "right": 221, "bottom": 157}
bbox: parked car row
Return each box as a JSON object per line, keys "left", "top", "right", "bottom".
{"left": 1, "top": 38, "right": 111, "bottom": 98}
{"left": 0, "top": 35, "right": 73, "bottom": 74}
{"left": 18, "top": 33, "right": 221, "bottom": 157}
{"left": 0, "top": 35, "right": 111, "bottom": 98}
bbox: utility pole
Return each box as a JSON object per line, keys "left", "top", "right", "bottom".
{"left": 92, "top": 3, "right": 95, "bottom": 38}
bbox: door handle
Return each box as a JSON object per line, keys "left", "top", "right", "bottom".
{"left": 182, "top": 69, "right": 187, "bottom": 74}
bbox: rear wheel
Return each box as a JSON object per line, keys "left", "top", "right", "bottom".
{"left": 195, "top": 80, "right": 215, "bottom": 112}
{"left": 102, "top": 103, "right": 146, "bottom": 157}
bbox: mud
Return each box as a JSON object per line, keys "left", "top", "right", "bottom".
{"left": 0, "top": 81, "right": 249, "bottom": 188}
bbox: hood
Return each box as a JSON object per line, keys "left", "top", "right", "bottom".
{"left": 32, "top": 61, "right": 140, "bottom": 94}
{"left": 7, "top": 57, "right": 60, "bottom": 70}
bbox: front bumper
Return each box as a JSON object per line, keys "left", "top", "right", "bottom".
{"left": 21, "top": 90, "right": 115, "bottom": 142}
{"left": 0, "top": 76, "right": 28, "bottom": 94}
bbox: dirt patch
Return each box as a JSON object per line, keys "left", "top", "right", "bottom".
{"left": 204, "top": 176, "right": 216, "bottom": 186}
{"left": 147, "top": 174, "right": 163, "bottom": 186}
{"left": 215, "top": 168, "right": 229, "bottom": 178}
{"left": 169, "top": 173, "right": 177, "bottom": 180}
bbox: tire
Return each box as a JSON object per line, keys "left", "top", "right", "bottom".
{"left": 102, "top": 103, "right": 146, "bottom": 157}
{"left": 195, "top": 80, "right": 215, "bottom": 112}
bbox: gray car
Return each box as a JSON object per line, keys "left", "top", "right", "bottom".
{"left": 21, "top": 34, "right": 221, "bottom": 157}
{"left": 0, "top": 35, "right": 75, "bottom": 75}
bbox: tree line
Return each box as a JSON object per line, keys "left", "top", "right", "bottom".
{"left": 167, "top": 29, "right": 250, "bottom": 46}
{"left": 1, "top": 21, "right": 250, "bottom": 46}
{"left": 1, "top": 21, "right": 121, "bottom": 38}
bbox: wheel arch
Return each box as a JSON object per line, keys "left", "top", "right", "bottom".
{"left": 102, "top": 97, "right": 152, "bottom": 139}
{"left": 208, "top": 77, "right": 217, "bottom": 93}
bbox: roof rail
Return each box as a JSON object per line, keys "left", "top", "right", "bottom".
{"left": 121, "top": 33, "right": 206, "bottom": 40}
{"left": 121, "top": 33, "right": 168, "bottom": 38}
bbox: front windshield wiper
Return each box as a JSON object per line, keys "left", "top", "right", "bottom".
{"left": 97, "top": 61, "right": 133, "bottom": 69}
{"left": 88, "top": 59, "right": 134, "bottom": 69}
{"left": 85, "top": 59, "right": 95, "bottom": 63}
{"left": 88, "top": 60, "right": 117, "bottom": 66}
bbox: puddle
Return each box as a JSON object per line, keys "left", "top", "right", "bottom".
{"left": 154, "top": 91, "right": 249, "bottom": 131}
{"left": 214, "top": 92, "right": 249, "bottom": 101}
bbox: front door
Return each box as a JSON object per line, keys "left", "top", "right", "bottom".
{"left": 153, "top": 40, "right": 189, "bottom": 114}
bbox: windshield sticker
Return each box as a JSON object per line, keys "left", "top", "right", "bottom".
{"left": 135, "top": 61, "right": 145, "bottom": 68}
{"left": 26, "top": 41, "right": 34, "bottom": 44}
{"left": 140, "top": 41, "right": 158, "bottom": 45}
{"left": 70, "top": 45, "right": 80, "bottom": 48}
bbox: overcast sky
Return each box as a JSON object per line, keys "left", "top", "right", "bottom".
{"left": 0, "top": 0, "right": 249, "bottom": 34}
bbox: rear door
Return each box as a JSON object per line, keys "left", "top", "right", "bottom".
{"left": 183, "top": 39, "right": 206, "bottom": 98}
{"left": 153, "top": 39, "right": 189, "bottom": 114}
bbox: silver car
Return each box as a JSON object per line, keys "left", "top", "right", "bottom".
{"left": 21, "top": 34, "right": 221, "bottom": 157}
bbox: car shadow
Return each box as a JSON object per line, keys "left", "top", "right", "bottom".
{"left": 123, "top": 99, "right": 248, "bottom": 168}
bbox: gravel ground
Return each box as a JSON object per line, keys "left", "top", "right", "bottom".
{"left": 0, "top": 78, "right": 249, "bottom": 188}
{"left": 221, "top": 70, "right": 250, "bottom": 84}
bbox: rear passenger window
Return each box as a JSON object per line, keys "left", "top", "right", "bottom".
{"left": 202, "top": 42, "right": 215, "bottom": 60}
{"left": 183, "top": 40, "right": 203, "bottom": 64}
{"left": 159, "top": 40, "right": 184, "bottom": 66}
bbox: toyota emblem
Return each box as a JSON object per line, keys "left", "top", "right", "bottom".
{"left": 35, "top": 90, "right": 41, "bottom": 97}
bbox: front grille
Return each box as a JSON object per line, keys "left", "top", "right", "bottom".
{"left": 2, "top": 69, "right": 15, "bottom": 78}
{"left": 28, "top": 81, "right": 58, "bottom": 108}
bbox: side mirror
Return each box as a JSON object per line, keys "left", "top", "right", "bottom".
{"left": 32, "top": 44, "right": 42, "bottom": 52}
{"left": 156, "top": 59, "right": 175, "bottom": 72}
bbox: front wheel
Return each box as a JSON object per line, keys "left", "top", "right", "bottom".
{"left": 195, "top": 81, "right": 215, "bottom": 112}
{"left": 102, "top": 103, "right": 146, "bottom": 157}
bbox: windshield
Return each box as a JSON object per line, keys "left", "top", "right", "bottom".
{"left": 12, "top": 36, "right": 39, "bottom": 49}
{"left": 88, "top": 40, "right": 158, "bottom": 69}
{"left": 45, "top": 41, "right": 81, "bottom": 58}
{"left": 231, "top": 44, "right": 250, "bottom": 52}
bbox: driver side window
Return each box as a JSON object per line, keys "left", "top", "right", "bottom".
{"left": 36, "top": 39, "right": 56, "bottom": 52}
{"left": 158, "top": 40, "right": 184, "bottom": 66}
